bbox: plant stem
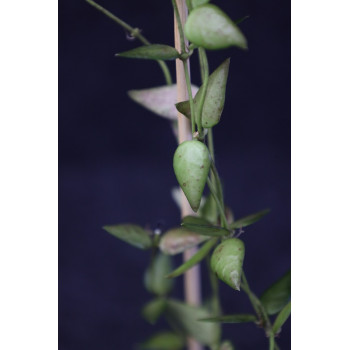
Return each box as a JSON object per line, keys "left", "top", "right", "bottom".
{"left": 85, "top": 0, "right": 172, "bottom": 85}
{"left": 173, "top": 1, "right": 202, "bottom": 349}
{"left": 196, "top": 48, "right": 209, "bottom": 135}
{"left": 241, "top": 271, "right": 272, "bottom": 337}
{"left": 206, "top": 178, "right": 228, "bottom": 229}
{"left": 172, "top": 0, "right": 196, "bottom": 136}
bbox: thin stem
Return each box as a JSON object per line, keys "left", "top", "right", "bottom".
{"left": 183, "top": 62, "right": 196, "bottom": 135}
{"left": 172, "top": 0, "right": 186, "bottom": 53}
{"left": 196, "top": 48, "right": 209, "bottom": 135}
{"left": 207, "top": 178, "right": 228, "bottom": 229}
{"left": 269, "top": 334, "right": 275, "bottom": 350}
{"left": 241, "top": 272, "right": 272, "bottom": 333}
{"left": 172, "top": 0, "right": 196, "bottom": 136}
{"left": 85, "top": 0, "right": 172, "bottom": 85}
{"left": 208, "top": 129, "right": 215, "bottom": 163}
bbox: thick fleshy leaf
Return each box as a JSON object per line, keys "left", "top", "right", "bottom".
{"left": 184, "top": 4, "right": 247, "bottom": 50}
{"left": 138, "top": 331, "right": 184, "bottom": 350}
{"left": 128, "top": 85, "right": 198, "bottom": 121}
{"left": 116, "top": 44, "right": 179, "bottom": 60}
{"left": 141, "top": 298, "right": 167, "bottom": 325}
{"left": 211, "top": 238, "right": 245, "bottom": 290}
{"left": 220, "top": 340, "right": 234, "bottom": 350}
{"left": 144, "top": 253, "right": 174, "bottom": 295}
{"left": 260, "top": 270, "right": 291, "bottom": 315}
{"left": 173, "top": 140, "right": 211, "bottom": 212}
{"left": 175, "top": 59, "right": 230, "bottom": 128}
{"left": 166, "top": 238, "right": 217, "bottom": 278}
{"left": 230, "top": 209, "right": 270, "bottom": 229}
{"left": 195, "top": 59, "right": 230, "bottom": 128}
{"left": 159, "top": 227, "right": 208, "bottom": 255}
{"left": 165, "top": 299, "right": 220, "bottom": 345}
{"left": 182, "top": 215, "right": 230, "bottom": 237}
{"left": 272, "top": 301, "right": 291, "bottom": 335}
{"left": 199, "top": 314, "right": 256, "bottom": 323}
{"left": 192, "top": 0, "right": 210, "bottom": 9}
{"left": 103, "top": 224, "right": 152, "bottom": 249}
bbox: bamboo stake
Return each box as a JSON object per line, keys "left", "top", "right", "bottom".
{"left": 174, "top": 1, "right": 203, "bottom": 350}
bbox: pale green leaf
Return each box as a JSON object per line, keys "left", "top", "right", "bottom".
{"left": 103, "top": 224, "right": 152, "bottom": 249}
{"left": 159, "top": 227, "right": 208, "bottom": 255}
{"left": 141, "top": 298, "right": 166, "bottom": 325}
{"left": 144, "top": 253, "right": 174, "bottom": 296}
{"left": 165, "top": 299, "right": 220, "bottom": 345}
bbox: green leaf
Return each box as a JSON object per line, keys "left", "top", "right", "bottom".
{"left": 211, "top": 238, "right": 245, "bottom": 291}
{"left": 165, "top": 299, "right": 220, "bottom": 345}
{"left": 195, "top": 59, "right": 230, "bottom": 128}
{"left": 116, "top": 44, "right": 180, "bottom": 60}
{"left": 144, "top": 253, "right": 174, "bottom": 296}
{"left": 159, "top": 227, "right": 208, "bottom": 255}
{"left": 199, "top": 314, "right": 256, "bottom": 323}
{"left": 175, "top": 59, "right": 231, "bottom": 128}
{"left": 138, "top": 331, "right": 184, "bottom": 350}
{"left": 199, "top": 194, "right": 218, "bottom": 224}
{"left": 175, "top": 101, "right": 191, "bottom": 119}
{"left": 220, "top": 340, "right": 235, "bottom": 350}
{"left": 272, "top": 301, "right": 291, "bottom": 335}
{"left": 166, "top": 238, "right": 217, "bottom": 278}
{"left": 184, "top": 4, "right": 247, "bottom": 50}
{"left": 181, "top": 216, "right": 230, "bottom": 237}
{"left": 260, "top": 270, "right": 291, "bottom": 315}
{"left": 141, "top": 298, "right": 166, "bottom": 325}
{"left": 192, "top": 0, "right": 210, "bottom": 9}
{"left": 230, "top": 209, "right": 270, "bottom": 229}
{"left": 103, "top": 224, "right": 152, "bottom": 249}
{"left": 128, "top": 85, "right": 198, "bottom": 121}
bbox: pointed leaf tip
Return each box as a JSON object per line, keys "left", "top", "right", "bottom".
{"left": 103, "top": 224, "right": 152, "bottom": 249}
{"left": 117, "top": 44, "right": 180, "bottom": 60}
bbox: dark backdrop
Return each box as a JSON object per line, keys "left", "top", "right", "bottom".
{"left": 59, "top": 0, "right": 291, "bottom": 349}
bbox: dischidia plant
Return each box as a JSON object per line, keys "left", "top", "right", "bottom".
{"left": 86, "top": 1, "right": 291, "bottom": 349}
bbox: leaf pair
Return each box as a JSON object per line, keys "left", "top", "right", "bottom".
{"left": 176, "top": 59, "right": 230, "bottom": 128}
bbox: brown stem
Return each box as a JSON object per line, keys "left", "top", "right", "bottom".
{"left": 174, "top": 1, "right": 203, "bottom": 350}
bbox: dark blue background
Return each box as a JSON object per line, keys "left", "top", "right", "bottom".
{"left": 59, "top": 0, "right": 290, "bottom": 349}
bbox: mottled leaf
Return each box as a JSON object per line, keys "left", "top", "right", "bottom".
{"left": 141, "top": 298, "right": 166, "bottom": 325}
{"left": 195, "top": 59, "right": 230, "bottom": 128}
{"left": 185, "top": 4, "right": 247, "bottom": 50}
{"left": 165, "top": 299, "right": 220, "bottom": 345}
{"left": 272, "top": 301, "right": 291, "bottom": 334}
{"left": 138, "top": 331, "right": 184, "bottom": 350}
{"left": 166, "top": 238, "right": 217, "bottom": 278}
{"left": 116, "top": 44, "right": 179, "bottom": 60}
{"left": 159, "top": 227, "right": 208, "bottom": 255}
{"left": 211, "top": 238, "right": 245, "bottom": 290}
{"left": 260, "top": 270, "right": 291, "bottom": 315}
{"left": 230, "top": 209, "right": 270, "bottom": 229}
{"left": 199, "top": 314, "right": 256, "bottom": 323}
{"left": 144, "top": 253, "right": 174, "bottom": 296}
{"left": 128, "top": 85, "right": 198, "bottom": 120}
{"left": 103, "top": 224, "right": 152, "bottom": 249}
